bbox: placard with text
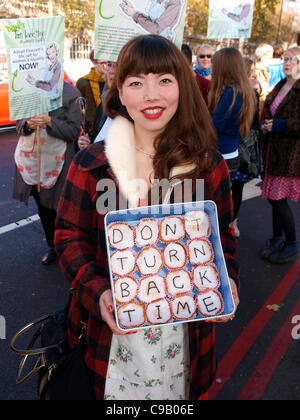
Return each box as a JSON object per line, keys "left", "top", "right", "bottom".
{"left": 1, "top": 16, "right": 64, "bottom": 120}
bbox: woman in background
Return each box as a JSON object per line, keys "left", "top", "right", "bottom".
{"left": 208, "top": 47, "right": 256, "bottom": 177}
{"left": 260, "top": 47, "right": 300, "bottom": 263}
{"left": 13, "top": 82, "right": 82, "bottom": 265}
{"left": 194, "top": 44, "right": 214, "bottom": 80}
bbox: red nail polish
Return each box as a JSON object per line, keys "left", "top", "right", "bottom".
{"left": 125, "top": 331, "right": 137, "bottom": 334}
{"left": 108, "top": 305, "right": 114, "bottom": 312}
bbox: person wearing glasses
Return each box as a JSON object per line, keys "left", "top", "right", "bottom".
{"left": 77, "top": 62, "right": 117, "bottom": 150}
{"left": 76, "top": 50, "right": 106, "bottom": 136}
{"left": 181, "top": 43, "right": 211, "bottom": 104}
{"left": 260, "top": 47, "right": 300, "bottom": 264}
{"left": 194, "top": 44, "right": 214, "bottom": 81}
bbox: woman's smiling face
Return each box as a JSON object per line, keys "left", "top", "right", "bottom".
{"left": 198, "top": 48, "right": 212, "bottom": 69}
{"left": 118, "top": 72, "right": 179, "bottom": 137}
{"left": 47, "top": 46, "right": 58, "bottom": 64}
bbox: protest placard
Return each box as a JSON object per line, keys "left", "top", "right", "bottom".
{"left": 1, "top": 16, "right": 65, "bottom": 121}
{"left": 95, "top": 0, "right": 187, "bottom": 61}
{"left": 207, "top": 0, "right": 255, "bottom": 39}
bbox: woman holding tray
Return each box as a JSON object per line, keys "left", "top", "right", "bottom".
{"left": 55, "top": 35, "right": 240, "bottom": 400}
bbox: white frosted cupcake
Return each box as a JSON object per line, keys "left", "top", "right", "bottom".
{"left": 136, "top": 246, "right": 163, "bottom": 276}
{"left": 196, "top": 290, "right": 224, "bottom": 318}
{"left": 146, "top": 298, "right": 172, "bottom": 325}
{"left": 165, "top": 270, "right": 192, "bottom": 296}
{"left": 114, "top": 276, "right": 138, "bottom": 304}
{"left": 135, "top": 218, "right": 159, "bottom": 248}
{"left": 138, "top": 275, "right": 166, "bottom": 304}
{"left": 160, "top": 216, "right": 185, "bottom": 242}
{"left": 187, "top": 239, "right": 214, "bottom": 265}
{"left": 184, "top": 210, "right": 211, "bottom": 239}
{"left": 163, "top": 242, "right": 187, "bottom": 270}
{"left": 117, "top": 302, "right": 146, "bottom": 329}
{"left": 108, "top": 222, "right": 134, "bottom": 250}
{"left": 170, "top": 293, "right": 197, "bottom": 320}
{"left": 110, "top": 249, "right": 136, "bottom": 276}
{"left": 193, "top": 264, "right": 220, "bottom": 291}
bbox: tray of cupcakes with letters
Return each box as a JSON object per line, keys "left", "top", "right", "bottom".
{"left": 104, "top": 201, "right": 235, "bottom": 331}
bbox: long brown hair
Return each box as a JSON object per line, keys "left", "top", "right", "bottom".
{"left": 208, "top": 48, "right": 256, "bottom": 137}
{"left": 105, "top": 34, "right": 217, "bottom": 181}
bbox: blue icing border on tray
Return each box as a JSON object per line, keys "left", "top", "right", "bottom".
{"left": 104, "top": 201, "right": 235, "bottom": 330}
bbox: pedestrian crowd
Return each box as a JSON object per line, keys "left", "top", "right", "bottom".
{"left": 11, "top": 34, "right": 300, "bottom": 400}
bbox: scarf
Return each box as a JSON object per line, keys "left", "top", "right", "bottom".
{"left": 82, "top": 67, "right": 105, "bottom": 107}
{"left": 194, "top": 61, "right": 212, "bottom": 78}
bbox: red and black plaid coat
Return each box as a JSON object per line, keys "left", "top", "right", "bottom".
{"left": 55, "top": 142, "right": 239, "bottom": 400}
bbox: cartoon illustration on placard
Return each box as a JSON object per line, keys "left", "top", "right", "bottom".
{"left": 207, "top": 0, "right": 254, "bottom": 39}
{"left": 119, "top": 0, "right": 185, "bottom": 41}
{"left": 26, "top": 41, "right": 62, "bottom": 99}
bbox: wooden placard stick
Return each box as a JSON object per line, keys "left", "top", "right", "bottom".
{"left": 36, "top": 126, "right": 41, "bottom": 193}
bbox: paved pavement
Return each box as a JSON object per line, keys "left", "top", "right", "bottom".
{"left": 0, "top": 130, "right": 299, "bottom": 400}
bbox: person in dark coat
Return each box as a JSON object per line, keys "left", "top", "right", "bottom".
{"left": 77, "top": 62, "right": 116, "bottom": 150}
{"left": 260, "top": 47, "right": 300, "bottom": 263}
{"left": 13, "top": 82, "right": 82, "bottom": 265}
{"left": 76, "top": 50, "right": 106, "bottom": 136}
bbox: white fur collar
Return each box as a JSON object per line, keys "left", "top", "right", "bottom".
{"left": 105, "top": 116, "right": 195, "bottom": 208}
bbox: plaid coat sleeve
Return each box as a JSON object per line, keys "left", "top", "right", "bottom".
{"left": 55, "top": 150, "right": 111, "bottom": 319}
{"left": 206, "top": 153, "right": 240, "bottom": 291}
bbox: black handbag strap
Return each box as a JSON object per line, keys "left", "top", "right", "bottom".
{"left": 10, "top": 290, "right": 88, "bottom": 386}
{"left": 10, "top": 314, "right": 62, "bottom": 356}
{"left": 10, "top": 290, "right": 75, "bottom": 357}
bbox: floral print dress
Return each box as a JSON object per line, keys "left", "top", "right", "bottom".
{"left": 104, "top": 324, "right": 190, "bottom": 400}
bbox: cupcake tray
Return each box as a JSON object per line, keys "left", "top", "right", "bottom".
{"left": 104, "top": 201, "right": 235, "bottom": 331}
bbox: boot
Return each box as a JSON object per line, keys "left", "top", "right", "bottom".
{"left": 269, "top": 241, "right": 300, "bottom": 264}
{"left": 260, "top": 237, "right": 284, "bottom": 260}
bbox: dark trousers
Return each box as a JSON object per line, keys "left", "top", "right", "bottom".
{"left": 31, "top": 188, "right": 57, "bottom": 249}
{"left": 232, "top": 179, "right": 245, "bottom": 221}
{"left": 268, "top": 198, "right": 297, "bottom": 243}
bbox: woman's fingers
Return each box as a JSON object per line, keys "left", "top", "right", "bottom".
{"left": 205, "top": 278, "right": 239, "bottom": 324}
{"left": 99, "top": 290, "right": 128, "bottom": 335}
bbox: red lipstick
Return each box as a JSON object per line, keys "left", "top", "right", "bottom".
{"left": 142, "top": 107, "right": 165, "bottom": 120}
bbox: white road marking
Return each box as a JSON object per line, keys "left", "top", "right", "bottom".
{"left": 0, "top": 214, "right": 40, "bottom": 235}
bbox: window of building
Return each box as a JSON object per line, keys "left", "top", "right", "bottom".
{"left": 70, "top": 38, "right": 92, "bottom": 60}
